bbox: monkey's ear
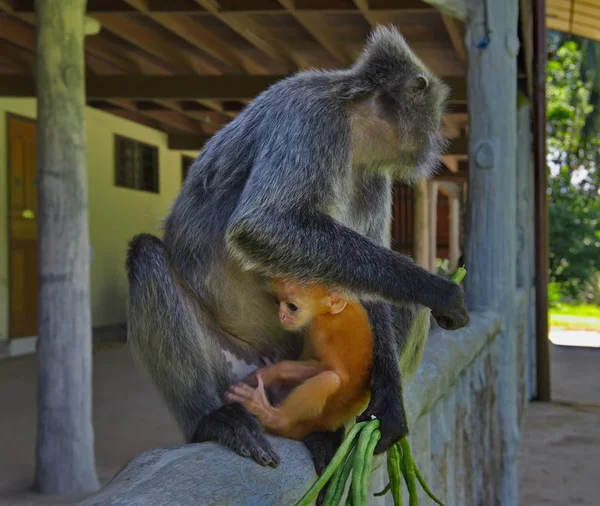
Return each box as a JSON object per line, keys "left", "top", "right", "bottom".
{"left": 327, "top": 291, "right": 348, "bottom": 315}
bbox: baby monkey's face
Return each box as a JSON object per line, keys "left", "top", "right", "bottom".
{"left": 277, "top": 297, "right": 310, "bottom": 331}
{"left": 269, "top": 279, "right": 348, "bottom": 331}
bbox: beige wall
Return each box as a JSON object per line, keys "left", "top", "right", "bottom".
{"left": 0, "top": 98, "right": 197, "bottom": 342}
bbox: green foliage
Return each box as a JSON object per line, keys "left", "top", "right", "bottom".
{"left": 546, "top": 32, "right": 600, "bottom": 303}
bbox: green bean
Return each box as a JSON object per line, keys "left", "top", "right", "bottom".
{"left": 414, "top": 464, "right": 445, "bottom": 506}
{"left": 388, "top": 443, "right": 403, "bottom": 506}
{"left": 359, "top": 429, "right": 381, "bottom": 506}
{"left": 351, "top": 420, "right": 380, "bottom": 506}
{"left": 399, "top": 438, "right": 418, "bottom": 506}
{"left": 294, "top": 421, "right": 368, "bottom": 506}
{"left": 450, "top": 266, "right": 467, "bottom": 284}
{"left": 373, "top": 482, "right": 390, "bottom": 497}
{"left": 323, "top": 447, "right": 355, "bottom": 506}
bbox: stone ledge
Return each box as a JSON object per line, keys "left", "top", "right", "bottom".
{"left": 76, "top": 312, "right": 501, "bottom": 506}
{"left": 404, "top": 311, "right": 501, "bottom": 424}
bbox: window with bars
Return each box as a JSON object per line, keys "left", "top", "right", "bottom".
{"left": 182, "top": 155, "right": 195, "bottom": 183}
{"left": 114, "top": 135, "right": 159, "bottom": 193}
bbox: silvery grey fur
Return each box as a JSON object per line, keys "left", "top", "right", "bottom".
{"left": 126, "top": 26, "right": 470, "bottom": 471}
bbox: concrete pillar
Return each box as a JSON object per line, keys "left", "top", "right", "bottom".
{"left": 34, "top": 0, "right": 99, "bottom": 494}
{"left": 464, "top": 0, "right": 520, "bottom": 503}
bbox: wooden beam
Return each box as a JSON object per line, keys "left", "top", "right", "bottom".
{"left": 446, "top": 136, "right": 468, "bottom": 155}
{"left": 0, "top": 38, "right": 33, "bottom": 71}
{"left": 437, "top": 180, "right": 461, "bottom": 198}
{"left": 120, "top": 0, "right": 246, "bottom": 72}
{"left": 277, "top": 0, "right": 352, "bottom": 66}
{"left": 533, "top": 0, "right": 551, "bottom": 402}
{"left": 0, "top": 75, "right": 284, "bottom": 99}
{"left": 168, "top": 130, "right": 469, "bottom": 152}
{"left": 168, "top": 133, "right": 212, "bottom": 150}
{"left": 0, "top": 8, "right": 140, "bottom": 72}
{"left": 413, "top": 180, "right": 430, "bottom": 269}
{"left": 106, "top": 99, "right": 208, "bottom": 133}
{"left": 193, "top": 0, "right": 295, "bottom": 70}
{"left": 0, "top": 75, "right": 470, "bottom": 102}
{"left": 0, "top": 15, "right": 35, "bottom": 50}
{"left": 442, "top": 14, "right": 466, "bottom": 62}
{"left": 520, "top": 0, "right": 534, "bottom": 97}
{"left": 428, "top": 181, "right": 439, "bottom": 271}
{"left": 421, "top": 0, "right": 466, "bottom": 19}
{"left": 434, "top": 165, "right": 468, "bottom": 181}
{"left": 91, "top": 14, "right": 196, "bottom": 73}
{"left": 2, "top": 0, "right": 440, "bottom": 13}
{"left": 447, "top": 193, "right": 461, "bottom": 270}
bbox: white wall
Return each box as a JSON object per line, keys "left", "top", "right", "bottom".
{"left": 0, "top": 98, "right": 197, "bottom": 342}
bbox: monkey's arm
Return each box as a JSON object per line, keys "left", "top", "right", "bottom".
{"left": 237, "top": 359, "right": 322, "bottom": 389}
{"left": 227, "top": 174, "right": 469, "bottom": 329}
{"left": 255, "top": 360, "right": 323, "bottom": 387}
{"left": 228, "top": 372, "right": 342, "bottom": 440}
{"left": 228, "top": 205, "right": 466, "bottom": 329}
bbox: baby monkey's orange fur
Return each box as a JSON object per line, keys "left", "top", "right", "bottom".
{"left": 225, "top": 279, "right": 373, "bottom": 440}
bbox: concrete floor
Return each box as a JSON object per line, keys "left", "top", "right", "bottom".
{"left": 0, "top": 337, "right": 598, "bottom": 505}
{"left": 0, "top": 342, "right": 182, "bottom": 505}
{"left": 518, "top": 344, "right": 600, "bottom": 506}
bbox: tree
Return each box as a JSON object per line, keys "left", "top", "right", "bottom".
{"left": 34, "top": 0, "right": 99, "bottom": 494}
{"left": 546, "top": 32, "right": 600, "bottom": 302}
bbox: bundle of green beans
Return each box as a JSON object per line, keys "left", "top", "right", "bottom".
{"left": 294, "top": 267, "right": 466, "bottom": 506}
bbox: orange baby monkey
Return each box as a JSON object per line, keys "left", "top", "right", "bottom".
{"left": 225, "top": 278, "right": 373, "bottom": 440}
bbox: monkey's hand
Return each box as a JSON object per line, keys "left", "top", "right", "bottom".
{"left": 357, "top": 387, "right": 408, "bottom": 454}
{"left": 430, "top": 280, "right": 470, "bottom": 330}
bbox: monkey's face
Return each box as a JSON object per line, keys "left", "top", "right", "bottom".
{"left": 349, "top": 43, "right": 450, "bottom": 182}
{"left": 277, "top": 299, "right": 310, "bottom": 331}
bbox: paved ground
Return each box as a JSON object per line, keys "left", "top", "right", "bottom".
{"left": 518, "top": 342, "right": 600, "bottom": 506}
{"left": 0, "top": 342, "right": 182, "bottom": 505}
{"left": 0, "top": 333, "right": 598, "bottom": 505}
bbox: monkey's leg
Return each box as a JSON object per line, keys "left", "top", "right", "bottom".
{"left": 358, "top": 301, "right": 410, "bottom": 454}
{"left": 126, "top": 233, "right": 280, "bottom": 468}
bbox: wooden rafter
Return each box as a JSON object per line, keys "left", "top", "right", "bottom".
{"left": 442, "top": 14, "right": 466, "bottom": 62}
{"left": 193, "top": 0, "right": 295, "bottom": 70}
{"left": 120, "top": 0, "right": 246, "bottom": 72}
{"left": 106, "top": 100, "right": 207, "bottom": 133}
{"left": 0, "top": 75, "right": 469, "bottom": 103}
{"left": 91, "top": 14, "right": 197, "bottom": 73}
{"left": 277, "top": 0, "right": 352, "bottom": 66}
{"left": 2, "top": 0, "right": 440, "bottom": 14}
{"left": 352, "top": 0, "right": 437, "bottom": 27}
{"left": 168, "top": 132, "right": 469, "bottom": 153}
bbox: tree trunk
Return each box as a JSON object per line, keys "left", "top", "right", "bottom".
{"left": 34, "top": 0, "right": 99, "bottom": 494}
{"left": 464, "top": 0, "right": 520, "bottom": 504}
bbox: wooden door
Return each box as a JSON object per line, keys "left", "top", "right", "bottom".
{"left": 8, "top": 115, "right": 38, "bottom": 338}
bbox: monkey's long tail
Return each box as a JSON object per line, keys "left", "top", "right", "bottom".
{"left": 125, "top": 233, "right": 223, "bottom": 441}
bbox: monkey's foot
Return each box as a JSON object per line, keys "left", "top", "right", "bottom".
{"left": 192, "top": 403, "right": 281, "bottom": 468}
{"left": 357, "top": 390, "right": 408, "bottom": 454}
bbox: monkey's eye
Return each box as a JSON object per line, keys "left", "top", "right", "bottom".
{"left": 286, "top": 302, "right": 298, "bottom": 313}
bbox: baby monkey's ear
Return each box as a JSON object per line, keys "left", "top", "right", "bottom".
{"left": 327, "top": 290, "right": 348, "bottom": 315}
